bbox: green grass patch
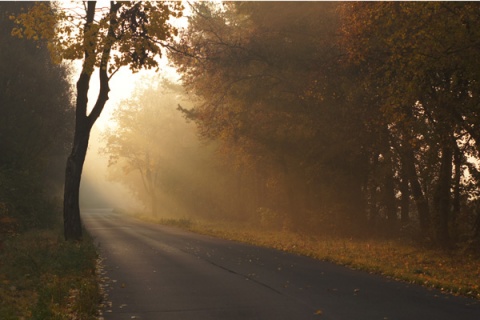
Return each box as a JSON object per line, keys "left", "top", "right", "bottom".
{"left": 0, "top": 227, "right": 101, "bottom": 319}
{"left": 149, "top": 218, "right": 480, "bottom": 300}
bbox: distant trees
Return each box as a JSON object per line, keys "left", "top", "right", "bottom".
{"left": 169, "top": 2, "right": 480, "bottom": 248}
{"left": 12, "top": 1, "right": 183, "bottom": 240}
{"left": 0, "top": 2, "right": 74, "bottom": 230}
{"left": 101, "top": 79, "right": 237, "bottom": 221}
{"left": 102, "top": 81, "right": 189, "bottom": 216}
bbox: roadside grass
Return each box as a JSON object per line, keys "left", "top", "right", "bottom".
{"left": 0, "top": 226, "right": 101, "bottom": 319}
{"left": 141, "top": 216, "right": 480, "bottom": 300}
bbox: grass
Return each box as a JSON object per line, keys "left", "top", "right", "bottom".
{"left": 141, "top": 216, "right": 480, "bottom": 300}
{"left": 0, "top": 227, "right": 101, "bottom": 319}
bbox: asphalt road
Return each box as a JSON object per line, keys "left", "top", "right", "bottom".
{"left": 83, "top": 209, "right": 480, "bottom": 320}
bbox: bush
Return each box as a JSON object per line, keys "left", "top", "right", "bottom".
{"left": 0, "top": 226, "right": 101, "bottom": 319}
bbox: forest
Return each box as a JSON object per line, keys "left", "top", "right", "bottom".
{"left": 0, "top": 3, "right": 100, "bottom": 318}
{"left": 2, "top": 1, "right": 480, "bottom": 317}
{"left": 100, "top": 2, "right": 480, "bottom": 250}
{"left": 1, "top": 1, "right": 480, "bottom": 247}
{"left": 0, "top": 1, "right": 74, "bottom": 237}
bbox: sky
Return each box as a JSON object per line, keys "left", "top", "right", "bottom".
{"left": 76, "top": 55, "right": 183, "bottom": 210}
{"left": 70, "top": 3, "right": 187, "bottom": 211}
{"left": 54, "top": 1, "right": 202, "bottom": 212}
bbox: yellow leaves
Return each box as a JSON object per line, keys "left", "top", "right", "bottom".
{"left": 11, "top": 2, "right": 59, "bottom": 41}
{"left": 185, "top": 220, "right": 480, "bottom": 300}
{"left": 11, "top": 1, "right": 183, "bottom": 75}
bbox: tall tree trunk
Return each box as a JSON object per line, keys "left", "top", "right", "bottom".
{"left": 399, "top": 173, "right": 410, "bottom": 224}
{"left": 433, "top": 143, "right": 453, "bottom": 247}
{"left": 451, "top": 141, "right": 461, "bottom": 237}
{"left": 399, "top": 142, "right": 430, "bottom": 234}
{"left": 383, "top": 154, "right": 397, "bottom": 224}
{"left": 63, "top": 122, "right": 90, "bottom": 240}
{"left": 63, "top": 60, "right": 95, "bottom": 241}
{"left": 63, "top": 1, "right": 118, "bottom": 241}
{"left": 64, "top": 69, "right": 110, "bottom": 240}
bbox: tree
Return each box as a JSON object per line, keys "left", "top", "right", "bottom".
{"left": 0, "top": 1, "right": 74, "bottom": 229}
{"left": 170, "top": 2, "right": 375, "bottom": 231}
{"left": 101, "top": 80, "right": 190, "bottom": 216}
{"left": 12, "top": 1, "right": 183, "bottom": 240}
{"left": 340, "top": 2, "right": 480, "bottom": 245}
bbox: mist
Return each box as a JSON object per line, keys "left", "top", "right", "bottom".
{"left": 79, "top": 125, "right": 140, "bottom": 211}
{"left": 80, "top": 2, "right": 480, "bottom": 248}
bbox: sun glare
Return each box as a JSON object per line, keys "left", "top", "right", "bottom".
{"left": 62, "top": 0, "right": 187, "bottom": 131}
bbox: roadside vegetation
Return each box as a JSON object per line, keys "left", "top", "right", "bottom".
{"left": 104, "top": 1, "right": 480, "bottom": 256}
{"left": 104, "top": 1, "right": 480, "bottom": 303}
{"left": 0, "top": 224, "right": 100, "bottom": 320}
{"left": 0, "top": 3, "right": 101, "bottom": 318}
{"left": 190, "top": 222, "right": 480, "bottom": 300}
{"left": 137, "top": 214, "right": 480, "bottom": 301}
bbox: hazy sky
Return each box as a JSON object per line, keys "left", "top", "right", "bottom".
{"left": 67, "top": 1, "right": 187, "bottom": 211}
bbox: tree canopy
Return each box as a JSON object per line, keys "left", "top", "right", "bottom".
{"left": 0, "top": 1, "right": 74, "bottom": 231}
{"left": 11, "top": 1, "right": 183, "bottom": 240}
{"left": 167, "top": 1, "right": 480, "bottom": 248}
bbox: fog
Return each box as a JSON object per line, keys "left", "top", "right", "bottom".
{"left": 81, "top": 76, "right": 226, "bottom": 221}
{"left": 79, "top": 74, "right": 277, "bottom": 229}
{"left": 78, "top": 63, "right": 178, "bottom": 214}
{"left": 76, "top": 2, "right": 480, "bottom": 246}
{"left": 79, "top": 125, "right": 140, "bottom": 211}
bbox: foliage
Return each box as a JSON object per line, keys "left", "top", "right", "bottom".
{"left": 0, "top": 4, "right": 99, "bottom": 317}
{"left": 170, "top": 2, "right": 370, "bottom": 229}
{"left": 169, "top": 1, "right": 480, "bottom": 248}
{"left": 11, "top": 1, "right": 184, "bottom": 240}
{"left": 158, "top": 218, "right": 480, "bottom": 300}
{"left": 0, "top": 226, "right": 100, "bottom": 319}
{"left": 0, "top": 2, "right": 74, "bottom": 233}
{"left": 339, "top": 2, "right": 480, "bottom": 246}
{"left": 11, "top": 1, "right": 183, "bottom": 73}
{"left": 101, "top": 79, "right": 196, "bottom": 215}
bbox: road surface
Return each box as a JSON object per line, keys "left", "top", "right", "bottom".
{"left": 83, "top": 209, "right": 480, "bottom": 320}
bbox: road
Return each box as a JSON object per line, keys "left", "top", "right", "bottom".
{"left": 83, "top": 209, "right": 480, "bottom": 320}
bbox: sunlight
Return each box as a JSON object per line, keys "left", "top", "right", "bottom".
{"left": 77, "top": 57, "right": 180, "bottom": 131}
{"left": 61, "top": 0, "right": 188, "bottom": 130}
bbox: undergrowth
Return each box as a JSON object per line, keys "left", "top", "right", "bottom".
{"left": 0, "top": 227, "right": 101, "bottom": 319}
{"left": 148, "top": 217, "right": 480, "bottom": 300}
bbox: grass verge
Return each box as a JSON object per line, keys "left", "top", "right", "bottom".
{"left": 0, "top": 227, "right": 101, "bottom": 319}
{"left": 140, "top": 216, "right": 480, "bottom": 300}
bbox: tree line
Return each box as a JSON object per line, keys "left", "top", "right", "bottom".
{"left": 8, "top": 1, "right": 480, "bottom": 249}
{"left": 160, "top": 2, "right": 480, "bottom": 248}
{"left": 11, "top": 1, "right": 183, "bottom": 240}
{"left": 0, "top": 2, "right": 74, "bottom": 234}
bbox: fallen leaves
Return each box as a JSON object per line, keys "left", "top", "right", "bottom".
{"left": 177, "top": 220, "right": 480, "bottom": 300}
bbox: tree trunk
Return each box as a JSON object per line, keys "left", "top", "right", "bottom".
{"left": 63, "top": 123, "right": 90, "bottom": 240}
{"left": 383, "top": 154, "right": 397, "bottom": 224}
{"left": 400, "top": 143, "right": 430, "bottom": 234}
{"left": 63, "top": 1, "right": 116, "bottom": 241}
{"left": 399, "top": 174, "right": 410, "bottom": 224}
{"left": 433, "top": 143, "right": 453, "bottom": 247}
{"left": 451, "top": 142, "right": 461, "bottom": 236}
